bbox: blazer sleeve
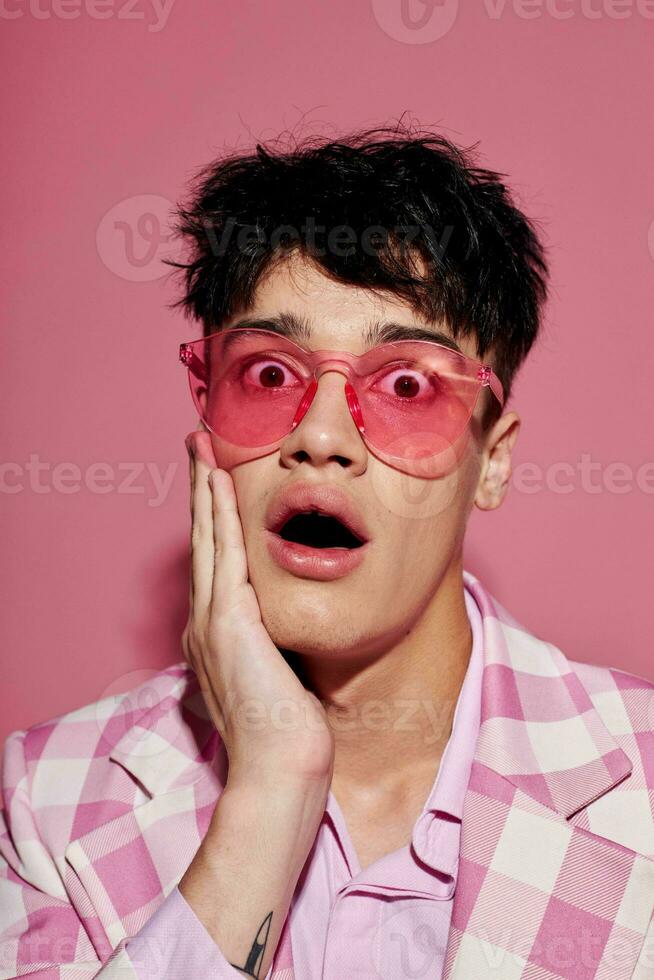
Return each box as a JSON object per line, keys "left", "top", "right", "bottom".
{"left": 0, "top": 730, "right": 261, "bottom": 979}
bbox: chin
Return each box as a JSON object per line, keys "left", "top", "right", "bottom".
{"left": 259, "top": 599, "right": 362, "bottom": 658}
{"left": 261, "top": 595, "right": 403, "bottom": 666}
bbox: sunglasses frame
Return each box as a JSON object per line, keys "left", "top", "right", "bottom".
{"left": 179, "top": 327, "right": 505, "bottom": 477}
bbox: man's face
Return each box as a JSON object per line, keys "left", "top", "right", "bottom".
{"left": 209, "top": 252, "right": 504, "bottom": 661}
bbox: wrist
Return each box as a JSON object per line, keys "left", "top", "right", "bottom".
{"left": 220, "top": 769, "right": 330, "bottom": 825}
{"left": 225, "top": 751, "right": 333, "bottom": 795}
{"left": 182, "top": 777, "right": 327, "bottom": 901}
{"left": 204, "top": 775, "right": 327, "bottom": 854}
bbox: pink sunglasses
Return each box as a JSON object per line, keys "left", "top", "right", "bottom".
{"left": 179, "top": 327, "right": 504, "bottom": 478}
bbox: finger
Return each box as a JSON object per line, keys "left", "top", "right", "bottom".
{"left": 207, "top": 466, "right": 250, "bottom": 619}
{"left": 187, "top": 421, "right": 217, "bottom": 614}
{"left": 187, "top": 446, "right": 194, "bottom": 615}
{"left": 186, "top": 430, "right": 215, "bottom": 618}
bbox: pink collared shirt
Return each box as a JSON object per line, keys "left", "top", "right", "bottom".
{"left": 126, "top": 586, "right": 484, "bottom": 979}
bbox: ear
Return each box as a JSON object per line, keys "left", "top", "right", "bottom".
{"left": 474, "top": 410, "right": 521, "bottom": 511}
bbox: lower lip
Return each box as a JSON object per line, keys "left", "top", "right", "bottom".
{"left": 264, "top": 530, "right": 370, "bottom": 581}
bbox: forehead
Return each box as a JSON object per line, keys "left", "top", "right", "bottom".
{"left": 222, "top": 253, "right": 481, "bottom": 361}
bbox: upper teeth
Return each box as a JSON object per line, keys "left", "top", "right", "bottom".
{"left": 290, "top": 510, "right": 344, "bottom": 526}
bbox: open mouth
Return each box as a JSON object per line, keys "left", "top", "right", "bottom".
{"left": 277, "top": 510, "right": 366, "bottom": 550}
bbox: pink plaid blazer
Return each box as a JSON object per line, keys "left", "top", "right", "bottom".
{"left": 2, "top": 569, "right": 654, "bottom": 979}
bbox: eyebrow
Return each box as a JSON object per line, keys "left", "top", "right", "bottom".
{"left": 223, "top": 313, "right": 464, "bottom": 355}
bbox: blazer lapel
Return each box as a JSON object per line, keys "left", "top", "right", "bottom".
{"left": 63, "top": 669, "right": 296, "bottom": 978}
{"left": 443, "top": 572, "right": 654, "bottom": 979}
{"left": 63, "top": 670, "right": 222, "bottom": 952}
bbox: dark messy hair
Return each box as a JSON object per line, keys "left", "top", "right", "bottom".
{"left": 166, "top": 121, "right": 549, "bottom": 430}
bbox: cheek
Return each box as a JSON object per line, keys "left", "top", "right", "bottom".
{"left": 228, "top": 457, "right": 273, "bottom": 528}
{"left": 369, "top": 455, "right": 480, "bottom": 574}
{"left": 389, "top": 507, "right": 464, "bottom": 570}
{"left": 369, "top": 458, "right": 469, "bottom": 525}
{"left": 208, "top": 432, "right": 256, "bottom": 474}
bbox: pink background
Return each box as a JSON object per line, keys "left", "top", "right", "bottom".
{"left": 2, "top": 1, "right": 653, "bottom": 749}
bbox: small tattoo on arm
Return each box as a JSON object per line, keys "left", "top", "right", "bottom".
{"left": 230, "top": 911, "right": 273, "bottom": 978}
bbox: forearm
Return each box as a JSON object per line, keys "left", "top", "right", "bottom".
{"left": 178, "top": 775, "right": 328, "bottom": 978}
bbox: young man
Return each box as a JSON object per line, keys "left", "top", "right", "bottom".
{"left": 2, "top": 126, "right": 654, "bottom": 980}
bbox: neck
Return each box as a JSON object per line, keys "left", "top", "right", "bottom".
{"left": 290, "top": 560, "right": 473, "bottom": 795}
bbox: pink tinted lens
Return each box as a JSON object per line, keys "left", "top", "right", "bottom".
{"left": 202, "top": 331, "right": 313, "bottom": 447}
{"left": 346, "top": 344, "right": 479, "bottom": 470}
{"left": 187, "top": 331, "right": 482, "bottom": 471}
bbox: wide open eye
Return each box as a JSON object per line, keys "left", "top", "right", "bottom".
{"left": 238, "top": 355, "right": 305, "bottom": 393}
{"left": 371, "top": 364, "right": 444, "bottom": 403}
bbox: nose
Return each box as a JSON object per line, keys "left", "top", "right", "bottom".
{"left": 278, "top": 370, "right": 368, "bottom": 473}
